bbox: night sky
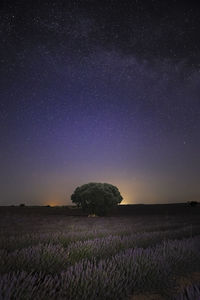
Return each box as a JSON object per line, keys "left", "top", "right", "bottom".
{"left": 1, "top": 0, "right": 200, "bottom": 205}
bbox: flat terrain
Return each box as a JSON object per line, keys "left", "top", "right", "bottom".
{"left": 0, "top": 204, "right": 200, "bottom": 299}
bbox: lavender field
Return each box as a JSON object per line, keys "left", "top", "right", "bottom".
{"left": 0, "top": 208, "right": 200, "bottom": 299}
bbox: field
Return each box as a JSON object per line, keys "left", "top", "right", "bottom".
{"left": 0, "top": 205, "right": 200, "bottom": 299}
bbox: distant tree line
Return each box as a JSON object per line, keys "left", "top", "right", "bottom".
{"left": 187, "top": 201, "right": 198, "bottom": 207}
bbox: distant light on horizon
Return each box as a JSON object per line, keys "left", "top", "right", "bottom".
{"left": 1, "top": 1, "right": 200, "bottom": 205}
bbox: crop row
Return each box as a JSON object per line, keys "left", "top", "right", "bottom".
{"left": 1, "top": 220, "right": 200, "bottom": 254}
{"left": 0, "top": 236, "right": 200, "bottom": 300}
{"left": 173, "top": 283, "right": 200, "bottom": 300}
{"left": 0, "top": 225, "right": 200, "bottom": 274}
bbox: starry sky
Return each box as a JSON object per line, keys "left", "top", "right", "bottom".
{"left": 1, "top": 0, "right": 200, "bottom": 205}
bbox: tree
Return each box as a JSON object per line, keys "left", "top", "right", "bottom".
{"left": 71, "top": 182, "right": 123, "bottom": 216}
{"left": 187, "top": 201, "right": 198, "bottom": 207}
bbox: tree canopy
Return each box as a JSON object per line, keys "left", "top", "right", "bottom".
{"left": 71, "top": 182, "right": 123, "bottom": 216}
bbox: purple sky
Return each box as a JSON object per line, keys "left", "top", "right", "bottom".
{"left": 1, "top": 1, "right": 200, "bottom": 205}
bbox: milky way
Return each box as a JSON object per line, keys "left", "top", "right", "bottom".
{"left": 1, "top": 1, "right": 200, "bottom": 205}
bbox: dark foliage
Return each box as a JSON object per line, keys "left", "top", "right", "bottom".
{"left": 187, "top": 201, "right": 198, "bottom": 207}
{"left": 71, "top": 182, "right": 123, "bottom": 216}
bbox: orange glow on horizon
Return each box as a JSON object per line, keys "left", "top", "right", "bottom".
{"left": 44, "top": 196, "right": 61, "bottom": 207}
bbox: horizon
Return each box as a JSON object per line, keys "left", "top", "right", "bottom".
{"left": 1, "top": 200, "right": 199, "bottom": 207}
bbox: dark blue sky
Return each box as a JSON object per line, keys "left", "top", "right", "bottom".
{"left": 1, "top": 0, "right": 200, "bottom": 205}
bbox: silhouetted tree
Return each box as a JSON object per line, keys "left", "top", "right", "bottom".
{"left": 71, "top": 182, "right": 123, "bottom": 216}
{"left": 19, "top": 203, "right": 25, "bottom": 207}
{"left": 187, "top": 201, "right": 198, "bottom": 207}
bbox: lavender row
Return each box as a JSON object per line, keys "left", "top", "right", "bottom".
{"left": 1, "top": 222, "right": 200, "bottom": 254}
{"left": 0, "top": 230, "right": 114, "bottom": 252}
{"left": 173, "top": 283, "right": 200, "bottom": 300}
{"left": 67, "top": 225, "right": 200, "bottom": 263}
{"left": 0, "top": 237, "right": 200, "bottom": 300}
{"left": 0, "top": 244, "right": 68, "bottom": 273}
{"left": 0, "top": 215, "right": 196, "bottom": 251}
{"left": 1, "top": 228, "right": 200, "bottom": 274}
